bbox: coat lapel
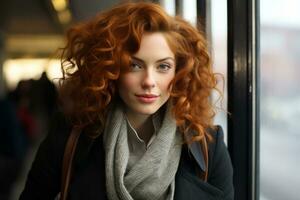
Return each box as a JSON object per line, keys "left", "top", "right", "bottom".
{"left": 188, "top": 141, "right": 206, "bottom": 171}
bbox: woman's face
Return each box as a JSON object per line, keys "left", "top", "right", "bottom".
{"left": 118, "top": 32, "right": 176, "bottom": 117}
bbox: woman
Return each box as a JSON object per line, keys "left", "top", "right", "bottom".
{"left": 20, "top": 2, "right": 234, "bottom": 200}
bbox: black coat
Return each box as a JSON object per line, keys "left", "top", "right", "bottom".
{"left": 20, "top": 113, "right": 234, "bottom": 200}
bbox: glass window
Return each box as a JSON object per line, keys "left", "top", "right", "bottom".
{"left": 181, "top": 0, "right": 197, "bottom": 26}
{"left": 176, "top": 0, "right": 197, "bottom": 26}
{"left": 159, "top": 0, "right": 176, "bottom": 16}
{"left": 260, "top": 0, "right": 300, "bottom": 199}
{"left": 210, "top": 0, "right": 228, "bottom": 142}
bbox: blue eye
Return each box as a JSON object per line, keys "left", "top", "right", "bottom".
{"left": 157, "top": 63, "right": 171, "bottom": 72}
{"left": 130, "top": 63, "right": 142, "bottom": 71}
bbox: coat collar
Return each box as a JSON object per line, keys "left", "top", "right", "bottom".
{"left": 188, "top": 141, "right": 206, "bottom": 172}
{"left": 185, "top": 130, "right": 206, "bottom": 172}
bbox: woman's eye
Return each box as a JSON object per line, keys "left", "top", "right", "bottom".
{"left": 130, "top": 63, "right": 142, "bottom": 71}
{"left": 157, "top": 63, "right": 171, "bottom": 72}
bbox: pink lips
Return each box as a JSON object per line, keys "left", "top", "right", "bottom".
{"left": 135, "top": 94, "right": 159, "bottom": 103}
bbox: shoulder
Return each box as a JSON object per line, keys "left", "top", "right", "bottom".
{"left": 175, "top": 126, "right": 234, "bottom": 200}
{"left": 184, "top": 125, "right": 231, "bottom": 175}
{"left": 207, "top": 125, "right": 234, "bottom": 199}
{"left": 207, "top": 126, "right": 231, "bottom": 173}
{"left": 33, "top": 110, "right": 74, "bottom": 173}
{"left": 45, "top": 111, "right": 97, "bottom": 170}
{"left": 207, "top": 125, "right": 226, "bottom": 162}
{"left": 46, "top": 111, "right": 73, "bottom": 158}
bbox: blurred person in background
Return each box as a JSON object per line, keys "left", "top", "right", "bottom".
{"left": 32, "top": 72, "right": 58, "bottom": 131}
{"left": 20, "top": 2, "right": 233, "bottom": 200}
{"left": 0, "top": 85, "right": 27, "bottom": 200}
{"left": 9, "top": 80, "right": 37, "bottom": 145}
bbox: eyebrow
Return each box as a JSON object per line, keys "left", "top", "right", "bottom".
{"left": 132, "top": 56, "right": 175, "bottom": 63}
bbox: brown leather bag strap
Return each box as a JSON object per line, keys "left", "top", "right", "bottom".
{"left": 60, "top": 127, "right": 81, "bottom": 200}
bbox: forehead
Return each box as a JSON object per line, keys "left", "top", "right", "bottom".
{"left": 133, "top": 32, "right": 175, "bottom": 60}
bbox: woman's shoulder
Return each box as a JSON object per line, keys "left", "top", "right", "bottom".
{"left": 48, "top": 110, "right": 72, "bottom": 134}
{"left": 207, "top": 125, "right": 234, "bottom": 199}
{"left": 207, "top": 125, "right": 224, "bottom": 144}
{"left": 33, "top": 110, "right": 74, "bottom": 172}
{"left": 175, "top": 126, "right": 234, "bottom": 199}
{"left": 47, "top": 110, "right": 73, "bottom": 151}
{"left": 206, "top": 125, "right": 232, "bottom": 174}
{"left": 46, "top": 111, "right": 98, "bottom": 166}
{"left": 181, "top": 125, "right": 228, "bottom": 173}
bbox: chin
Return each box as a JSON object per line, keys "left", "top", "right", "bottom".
{"left": 135, "top": 109, "right": 158, "bottom": 115}
{"left": 131, "top": 106, "right": 160, "bottom": 116}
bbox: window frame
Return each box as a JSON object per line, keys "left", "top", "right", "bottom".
{"left": 227, "top": 0, "right": 260, "bottom": 200}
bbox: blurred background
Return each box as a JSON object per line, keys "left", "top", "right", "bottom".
{"left": 0, "top": 0, "right": 299, "bottom": 200}
{"left": 260, "top": 0, "right": 300, "bottom": 199}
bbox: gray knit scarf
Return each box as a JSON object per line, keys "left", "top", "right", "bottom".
{"left": 103, "top": 101, "right": 182, "bottom": 200}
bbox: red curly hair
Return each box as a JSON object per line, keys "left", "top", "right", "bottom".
{"left": 59, "top": 2, "right": 220, "bottom": 180}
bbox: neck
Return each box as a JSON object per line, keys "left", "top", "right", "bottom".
{"left": 126, "top": 111, "right": 154, "bottom": 144}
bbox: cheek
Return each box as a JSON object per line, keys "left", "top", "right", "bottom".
{"left": 160, "top": 74, "right": 175, "bottom": 92}
{"left": 118, "top": 74, "right": 137, "bottom": 93}
{"left": 160, "top": 82, "right": 171, "bottom": 92}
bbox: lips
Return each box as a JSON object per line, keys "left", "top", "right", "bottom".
{"left": 136, "top": 94, "right": 159, "bottom": 98}
{"left": 135, "top": 94, "right": 159, "bottom": 103}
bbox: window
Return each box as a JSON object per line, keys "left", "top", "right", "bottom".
{"left": 210, "top": 0, "right": 228, "bottom": 142}
{"left": 260, "top": 0, "right": 300, "bottom": 199}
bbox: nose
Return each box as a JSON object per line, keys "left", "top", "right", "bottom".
{"left": 141, "top": 70, "right": 156, "bottom": 89}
